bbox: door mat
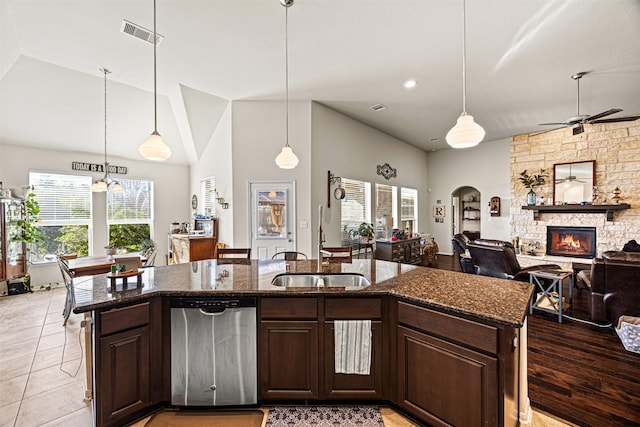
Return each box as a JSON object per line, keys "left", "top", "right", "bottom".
{"left": 144, "top": 409, "right": 265, "bottom": 427}
{"left": 266, "top": 405, "right": 384, "bottom": 426}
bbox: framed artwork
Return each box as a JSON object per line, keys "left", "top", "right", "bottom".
{"left": 433, "top": 205, "right": 445, "bottom": 223}
{"left": 490, "top": 196, "right": 500, "bottom": 216}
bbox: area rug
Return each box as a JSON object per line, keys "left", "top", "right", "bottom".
{"left": 265, "top": 405, "right": 384, "bottom": 426}
{"left": 144, "top": 409, "right": 265, "bottom": 427}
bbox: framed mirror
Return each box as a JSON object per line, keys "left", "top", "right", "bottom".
{"left": 553, "top": 160, "right": 595, "bottom": 205}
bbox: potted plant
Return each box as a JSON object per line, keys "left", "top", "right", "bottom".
{"left": 13, "top": 186, "right": 44, "bottom": 291}
{"left": 347, "top": 222, "right": 376, "bottom": 243}
{"left": 519, "top": 169, "right": 548, "bottom": 206}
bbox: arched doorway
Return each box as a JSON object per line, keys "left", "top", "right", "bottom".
{"left": 451, "top": 186, "right": 481, "bottom": 241}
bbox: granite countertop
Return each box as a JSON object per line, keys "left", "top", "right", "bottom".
{"left": 72, "top": 259, "right": 534, "bottom": 327}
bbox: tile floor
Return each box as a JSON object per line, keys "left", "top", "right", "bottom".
{"left": 1, "top": 287, "right": 575, "bottom": 427}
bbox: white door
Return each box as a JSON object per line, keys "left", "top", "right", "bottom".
{"left": 249, "top": 181, "right": 296, "bottom": 260}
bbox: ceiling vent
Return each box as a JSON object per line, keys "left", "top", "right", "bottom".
{"left": 121, "top": 19, "right": 164, "bottom": 46}
{"left": 370, "top": 104, "right": 387, "bottom": 112}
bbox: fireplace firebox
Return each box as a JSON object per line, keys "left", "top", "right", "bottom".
{"left": 546, "top": 226, "right": 596, "bottom": 258}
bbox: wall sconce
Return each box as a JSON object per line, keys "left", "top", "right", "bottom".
{"left": 214, "top": 189, "right": 229, "bottom": 209}
{"left": 327, "top": 170, "right": 345, "bottom": 208}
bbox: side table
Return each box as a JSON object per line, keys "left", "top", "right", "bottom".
{"left": 529, "top": 270, "right": 573, "bottom": 323}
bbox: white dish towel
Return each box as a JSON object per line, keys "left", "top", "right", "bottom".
{"left": 334, "top": 320, "right": 372, "bottom": 375}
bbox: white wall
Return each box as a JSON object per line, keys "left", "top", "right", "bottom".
{"left": 0, "top": 144, "right": 190, "bottom": 286}
{"left": 231, "top": 100, "right": 313, "bottom": 255}
{"left": 426, "top": 138, "right": 511, "bottom": 254}
{"left": 311, "top": 103, "right": 430, "bottom": 256}
{"left": 189, "top": 104, "right": 234, "bottom": 246}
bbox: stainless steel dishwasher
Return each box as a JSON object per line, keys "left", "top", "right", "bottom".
{"left": 170, "top": 297, "right": 257, "bottom": 406}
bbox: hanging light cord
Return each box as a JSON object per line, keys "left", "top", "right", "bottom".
{"left": 461, "top": 0, "right": 467, "bottom": 115}
{"left": 284, "top": 4, "right": 290, "bottom": 148}
{"left": 153, "top": 0, "right": 158, "bottom": 134}
{"left": 101, "top": 68, "right": 110, "bottom": 168}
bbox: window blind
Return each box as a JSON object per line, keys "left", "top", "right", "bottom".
{"left": 201, "top": 176, "right": 216, "bottom": 217}
{"left": 401, "top": 187, "right": 418, "bottom": 230}
{"left": 30, "top": 172, "right": 92, "bottom": 224}
{"left": 107, "top": 178, "right": 153, "bottom": 223}
{"left": 341, "top": 178, "right": 371, "bottom": 242}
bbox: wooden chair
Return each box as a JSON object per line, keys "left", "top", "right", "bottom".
{"left": 217, "top": 248, "right": 252, "bottom": 264}
{"left": 57, "top": 256, "right": 76, "bottom": 326}
{"left": 272, "top": 251, "right": 308, "bottom": 261}
{"left": 321, "top": 246, "right": 352, "bottom": 263}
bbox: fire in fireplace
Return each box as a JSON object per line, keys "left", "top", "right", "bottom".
{"left": 546, "top": 226, "right": 596, "bottom": 258}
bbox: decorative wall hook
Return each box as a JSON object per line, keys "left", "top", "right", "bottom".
{"left": 327, "top": 170, "right": 344, "bottom": 208}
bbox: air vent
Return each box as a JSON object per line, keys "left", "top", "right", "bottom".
{"left": 370, "top": 104, "right": 387, "bottom": 112}
{"left": 121, "top": 19, "right": 164, "bottom": 46}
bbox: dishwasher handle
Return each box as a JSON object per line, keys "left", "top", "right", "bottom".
{"left": 198, "top": 307, "right": 228, "bottom": 316}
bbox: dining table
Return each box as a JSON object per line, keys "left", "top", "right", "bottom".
{"left": 67, "top": 253, "right": 146, "bottom": 277}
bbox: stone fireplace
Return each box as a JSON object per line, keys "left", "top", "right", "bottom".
{"left": 546, "top": 226, "right": 596, "bottom": 258}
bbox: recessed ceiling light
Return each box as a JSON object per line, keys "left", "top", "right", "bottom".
{"left": 403, "top": 79, "right": 418, "bottom": 89}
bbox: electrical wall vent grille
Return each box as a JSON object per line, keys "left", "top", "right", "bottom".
{"left": 370, "top": 104, "right": 387, "bottom": 112}
{"left": 121, "top": 20, "right": 164, "bottom": 46}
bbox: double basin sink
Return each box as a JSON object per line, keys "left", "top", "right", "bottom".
{"left": 271, "top": 273, "right": 371, "bottom": 289}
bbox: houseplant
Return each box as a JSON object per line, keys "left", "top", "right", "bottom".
{"left": 347, "top": 222, "right": 376, "bottom": 243}
{"left": 519, "top": 169, "right": 548, "bottom": 206}
{"left": 14, "top": 186, "right": 43, "bottom": 290}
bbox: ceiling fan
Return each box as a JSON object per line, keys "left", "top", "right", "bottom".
{"left": 555, "top": 163, "right": 587, "bottom": 184}
{"left": 538, "top": 71, "right": 640, "bottom": 136}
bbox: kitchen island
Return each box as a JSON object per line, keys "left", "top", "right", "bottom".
{"left": 73, "top": 259, "right": 533, "bottom": 427}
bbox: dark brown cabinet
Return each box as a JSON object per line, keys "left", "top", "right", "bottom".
{"left": 259, "top": 296, "right": 384, "bottom": 401}
{"left": 94, "top": 299, "right": 165, "bottom": 427}
{"left": 395, "top": 301, "right": 519, "bottom": 427}
{"left": 375, "top": 238, "right": 421, "bottom": 264}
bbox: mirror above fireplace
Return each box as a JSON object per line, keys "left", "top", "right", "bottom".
{"left": 553, "top": 160, "right": 595, "bottom": 205}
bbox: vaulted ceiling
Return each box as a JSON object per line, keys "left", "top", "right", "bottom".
{"left": 1, "top": 0, "right": 639, "bottom": 165}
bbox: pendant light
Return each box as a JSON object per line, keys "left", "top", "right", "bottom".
{"left": 139, "top": 0, "right": 172, "bottom": 161}
{"left": 92, "top": 68, "right": 123, "bottom": 193}
{"left": 446, "top": 0, "right": 485, "bottom": 149}
{"left": 275, "top": 0, "right": 299, "bottom": 169}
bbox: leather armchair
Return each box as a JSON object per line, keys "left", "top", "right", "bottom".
{"left": 451, "top": 234, "right": 476, "bottom": 273}
{"left": 467, "top": 239, "right": 561, "bottom": 281}
{"left": 577, "top": 251, "right": 640, "bottom": 323}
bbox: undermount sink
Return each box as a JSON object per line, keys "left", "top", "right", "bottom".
{"left": 271, "top": 273, "right": 371, "bottom": 289}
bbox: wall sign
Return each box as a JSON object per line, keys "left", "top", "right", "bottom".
{"left": 72, "top": 162, "right": 127, "bottom": 174}
{"left": 433, "top": 205, "right": 445, "bottom": 223}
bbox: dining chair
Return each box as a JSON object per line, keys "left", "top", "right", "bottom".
{"left": 217, "top": 248, "right": 252, "bottom": 264}
{"left": 113, "top": 255, "right": 142, "bottom": 272}
{"left": 272, "top": 251, "right": 308, "bottom": 261}
{"left": 321, "top": 246, "right": 353, "bottom": 263}
{"left": 57, "top": 256, "right": 76, "bottom": 326}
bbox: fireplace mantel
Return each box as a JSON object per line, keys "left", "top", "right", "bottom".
{"left": 522, "top": 203, "right": 630, "bottom": 221}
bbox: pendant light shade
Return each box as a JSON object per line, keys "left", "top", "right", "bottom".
{"left": 93, "top": 68, "right": 124, "bottom": 193}
{"left": 446, "top": 113, "right": 485, "bottom": 148}
{"left": 446, "top": 0, "right": 484, "bottom": 149}
{"left": 139, "top": 0, "right": 171, "bottom": 161}
{"left": 275, "top": 146, "right": 299, "bottom": 169}
{"left": 275, "top": 0, "right": 299, "bottom": 169}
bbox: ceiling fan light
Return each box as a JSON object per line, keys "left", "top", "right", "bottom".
{"left": 275, "top": 146, "right": 299, "bottom": 169}
{"left": 139, "top": 131, "right": 172, "bottom": 161}
{"left": 446, "top": 114, "right": 485, "bottom": 148}
{"left": 92, "top": 180, "right": 108, "bottom": 192}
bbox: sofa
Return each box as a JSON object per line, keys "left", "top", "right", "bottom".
{"left": 577, "top": 251, "right": 640, "bottom": 323}
{"left": 467, "top": 239, "right": 561, "bottom": 282}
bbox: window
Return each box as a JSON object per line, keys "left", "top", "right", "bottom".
{"left": 200, "top": 176, "right": 216, "bottom": 218}
{"left": 107, "top": 178, "right": 153, "bottom": 252}
{"left": 340, "top": 178, "right": 371, "bottom": 243}
{"left": 29, "top": 171, "right": 93, "bottom": 260}
{"left": 375, "top": 183, "right": 397, "bottom": 238}
{"left": 401, "top": 187, "right": 418, "bottom": 235}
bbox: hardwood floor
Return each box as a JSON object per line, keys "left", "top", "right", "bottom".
{"left": 437, "top": 254, "right": 640, "bottom": 427}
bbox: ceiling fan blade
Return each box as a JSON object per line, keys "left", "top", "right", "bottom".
{"left": 530, "top": 126, "right": 566, "bottom": 136}
{"left": 583, "top": 108, "right": 623, "bottom": 122}
{"left": 593, "top": 115, "right": 640, "bottom": 124}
